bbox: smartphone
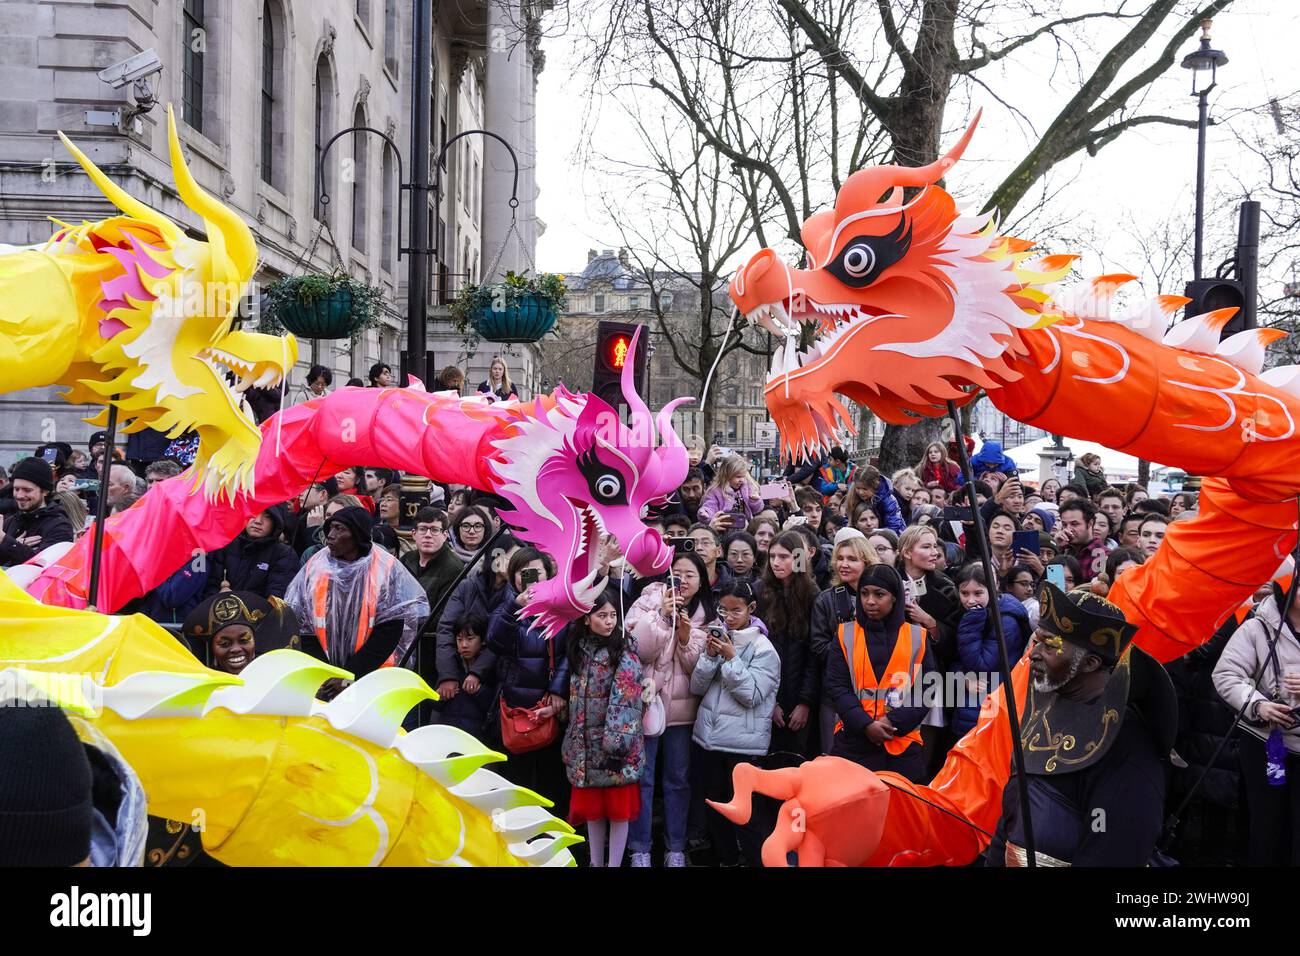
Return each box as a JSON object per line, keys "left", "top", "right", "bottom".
{"left": 72, "top": 478, "right": 99, "bottom": 492}
{"left": 707, "top": 625, "right": 729, "bottom": 642}
{"left": 666, "top": 536, "right": 696, "bottom": 553}
{"left": 1045, "top": 564, "right": 1066, "bottom": 590}
{"left": 521, "top": 567, "right": 541, "bottom": 588}
{"left": 758, "top": 482, "right": 788, "bottom": 500}
{"left": 1012, "top": 530, "right": 1039, "bottom": 558}
{"left": 41, "top": 448, "right": 57, "bottom": 464}
{"left": 902, "top": 578, "right": 918, "bottom": 606}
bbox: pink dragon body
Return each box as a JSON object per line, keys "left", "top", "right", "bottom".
{"left": 22, "top": 335, "right": 690, "bottom": 638}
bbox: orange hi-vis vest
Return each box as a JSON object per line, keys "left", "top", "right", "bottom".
{"left": 310, "top": 550, "right": 393, "bottom": 668}
{"left": 836, "top": 620, "right": 926, "bottom": 755}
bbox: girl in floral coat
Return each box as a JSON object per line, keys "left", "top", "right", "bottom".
{"left": 562, "top": 588, "right": 646, "bottom": 867}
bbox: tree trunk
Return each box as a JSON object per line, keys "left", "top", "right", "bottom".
{"left": 879, "top": 417, "right": 942, "bottom": 476}
{"left": 1138, "top": 459, "right": 1151, "bottom": 488}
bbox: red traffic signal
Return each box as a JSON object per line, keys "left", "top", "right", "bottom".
{"left": 605, "top": 333, "right": 631, "bottom": 371}
{"left": 592, "top": 321, "right": 648, "bottom": 404}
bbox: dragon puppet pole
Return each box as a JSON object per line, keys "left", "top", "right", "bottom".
{"left": 85, "top": 397, "right": 120, "bottom": 612}
{"left": 945, "top": 400, "right": 1037, "bottom": 866}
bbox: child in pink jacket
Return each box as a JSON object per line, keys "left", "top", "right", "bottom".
{"left": 624, "top": 551, "right": 711, "bottom": 867}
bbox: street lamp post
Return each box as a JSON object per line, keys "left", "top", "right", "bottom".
{"left": 1181, "top": 19, "right": 1229, "bottom": 281}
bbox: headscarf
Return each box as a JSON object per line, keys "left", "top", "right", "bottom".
{"left": 856, "top": 563, "right": 906, "bottom": 632}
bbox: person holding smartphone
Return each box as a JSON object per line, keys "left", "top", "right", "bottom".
{"left": 896, "top": 524, "right": 963, "bottom": 775}
{"left": 1214, "top": 580, "right": 1300, "bottom": 865}
{"left": 809, "top": 530, "right": 878, "bottom": 753}
{"left": 697, "top": 454, "right": 763, "bottom": 529}
{"left": 624, "top": 551, "right": 711, "bottom": 867}
{"left": 692, "top": 581, "right": 780, "bottom": 866}
{"left": 481, "top": 548, "right": 570, "bottom": 814}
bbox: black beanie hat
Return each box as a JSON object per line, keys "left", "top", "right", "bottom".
{"left": 88, "top": 431, "right": 108, "bottom": 451}
{"left": 11, "top": 456, "right": 55, "bottom": 493}
{"left": 325, "top": 505, "right": 375, "bottom": 556}
{"left": 0, "top": 702, "right": 94, "bottom": 866}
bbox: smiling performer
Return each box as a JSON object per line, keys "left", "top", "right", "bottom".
{"left": 987, "top": 582, "right": 1176, "bottom": 867}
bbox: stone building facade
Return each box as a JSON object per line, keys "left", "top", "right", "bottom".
{"left": 0, "top": 0, "right": 548, "bottom": 462}
{"left": 546, "top": 248, "right": 774, "bottom": 467}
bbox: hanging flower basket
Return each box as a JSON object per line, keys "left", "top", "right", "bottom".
{"left": 451, "top": 271, "right": 567, "bottom": 345}
{"left": 260, "top": 272, "right": 386, "bottom": 342}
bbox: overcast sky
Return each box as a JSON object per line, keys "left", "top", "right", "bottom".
{"left": 533, "top": 1, "right": 1300, "bottom": 296}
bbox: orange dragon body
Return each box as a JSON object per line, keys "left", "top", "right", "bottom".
{"left": 722, "top": 114, "right": 1299, "bottom": 866}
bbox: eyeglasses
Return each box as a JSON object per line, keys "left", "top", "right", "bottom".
{"left": 459, "top": 522, "right": 486, "bottom": 532}
{"left": 720, "top": 606, "right": 749, "bottom": 617}
{"left": 415, "top": 525, "right": 447, "bottom": 536}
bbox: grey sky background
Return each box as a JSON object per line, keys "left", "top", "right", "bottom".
{"left": 533, "top": 1, "right": 1300, "bottom": 299}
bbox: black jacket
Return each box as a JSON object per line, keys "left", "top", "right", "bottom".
{"left": 434, "top": 564, "right": 511, "bottom": 684}
{"left": 761, "top": 583, "right": 818, "bottom": 713}
{"left": 0, "top": 500, "right": 75, "bottom": 567}
{"left": 479, "top": 585, "right": 570, "bottom": 708}
{"left": 901, "top": 568, "right": 962, "bottom": 674}
{"left": 401, "top": 545, "right": 466, "bottom": 623}
{"left": 430, "top": 651, "right": 498, "bottom": 739}
{"left": 203, "top": 507, "right": 297, "bottom": 600}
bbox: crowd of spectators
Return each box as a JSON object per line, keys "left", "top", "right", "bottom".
{"left": 5, "top": 403, "right": 1259, "bottom": 867}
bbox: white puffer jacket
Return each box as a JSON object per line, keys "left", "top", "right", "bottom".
{"left": 690, "top": 625, "right": 780, "bottom": 755}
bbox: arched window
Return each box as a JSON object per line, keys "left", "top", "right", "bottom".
{"left": 383, "top": 0, "right": 398, "bottom": 75}
{"left": 313, "top": 54, "right": 335, "bottom": 222}
{"left": 182, "top": 0, "right": 206, "bottom": 133}
{"left": 259, "top": 1, "right": 287, "bottom": 189}
{"left": 381, "top": 145, "right": 396, "bottom": 272}
{"left": 351, "top": 104, "right": 369, "bottom": 253}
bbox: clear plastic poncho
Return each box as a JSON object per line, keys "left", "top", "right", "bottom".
{"left": 284, "top": 546, "right": 430, "bottom": 670}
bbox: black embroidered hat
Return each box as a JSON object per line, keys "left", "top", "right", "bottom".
{"left": 1035, "top": 580, "right": 1138, "bottom": 666}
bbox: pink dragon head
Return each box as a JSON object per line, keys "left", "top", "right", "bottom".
{"left": 489, "top": 328, "right": 691, "bottom": 636}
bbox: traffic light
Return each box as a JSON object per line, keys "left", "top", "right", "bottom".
{"left": 1183, "top": 201, "right": 1258, "bottom": 341}
{"left": 592, "top": 320, "right": 648, "bottom": 410}
{"left": 1183, "top": 277, "right": 1247, "bottom": 338}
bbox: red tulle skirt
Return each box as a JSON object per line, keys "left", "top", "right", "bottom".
{"left": 568, "top": 783, "right": 641, "bottom": 825}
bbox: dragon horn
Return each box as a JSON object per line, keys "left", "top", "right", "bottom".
{"left": 834, "top": 110, "right": 982, "bottom": 216}
{"left": 621, "top": 326, "right": 655, "bottom": 445}
{"left": 655, "top": 396, "right": 693, "bottom": 449}
{"left": 58, "top": 131, "right": 179, "bottom": 241}
{"left": 165, "top": 104, "right": 257, "bottom": 284}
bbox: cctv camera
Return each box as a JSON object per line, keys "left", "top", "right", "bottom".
{"left": 98, "top": 49, "right": 163, "bottom": 90}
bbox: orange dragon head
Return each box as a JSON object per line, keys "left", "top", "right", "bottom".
{"left": 728, "top": 113, "right": 1075, "bottom": 459}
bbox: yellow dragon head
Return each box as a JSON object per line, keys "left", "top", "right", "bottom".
{"left": 54, "top": 106, "right": 296, "bottom": 498}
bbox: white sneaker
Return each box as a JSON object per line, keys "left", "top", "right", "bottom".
{"left": 630, "top": 852, "right": 651, "bottom": 868}
{"left": 664, "top": 850, "right": 687, "bottom": 868}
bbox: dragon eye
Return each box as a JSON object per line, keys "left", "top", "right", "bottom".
{"left": 825, "top": 217, "right": 913, "bottom": 289}
{"left": 595, "top": 474, "right": 622, "bottom": 500}
{"left": 577, "top": 447, "right": 629, "bottom": 506}
{"left": 842, "top": 244, "right": 875, "bottom": 278}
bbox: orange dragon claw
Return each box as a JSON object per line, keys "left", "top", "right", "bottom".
{"left": 708, "top": 763, "right": 803, "bottom": 825}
